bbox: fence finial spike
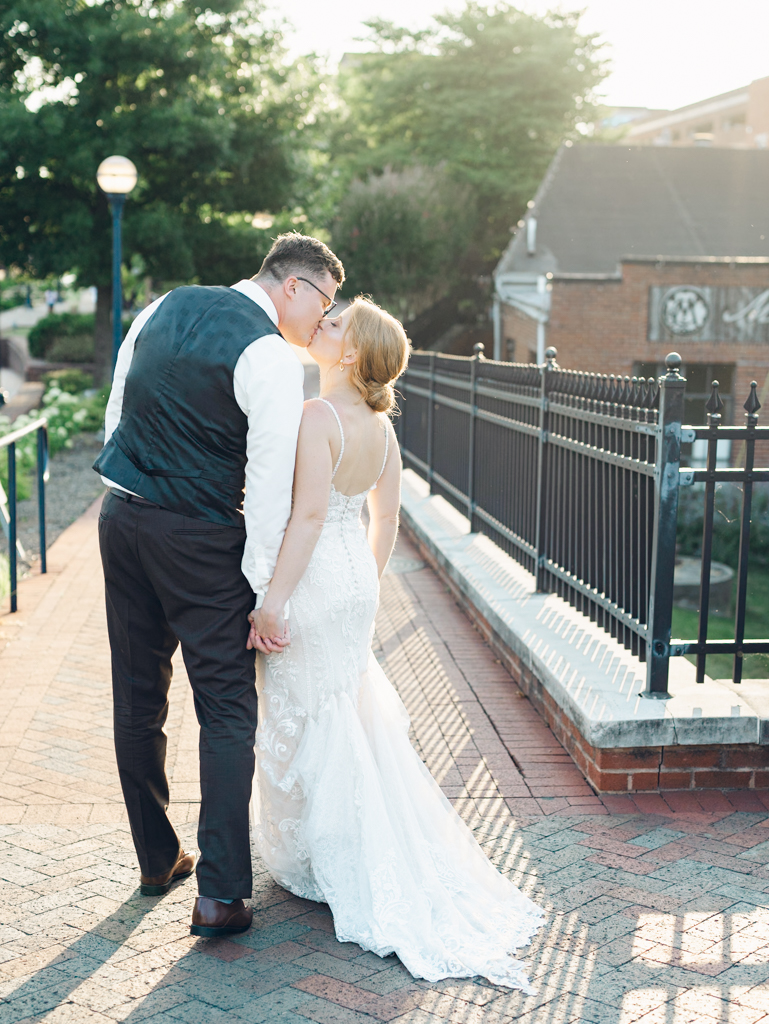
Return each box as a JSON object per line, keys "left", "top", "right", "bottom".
{"left": 744, "top": 380, "right": 761, "bottom": 420}
{"left": 706, "top": 380, "right": 724, "bottom": 420}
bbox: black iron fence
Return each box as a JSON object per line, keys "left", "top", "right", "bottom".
{"left": 395, "top": 346, "right": 769, "bottom": 696}
{"left": 0, "top": 417, "right": 49, "bottom": 612}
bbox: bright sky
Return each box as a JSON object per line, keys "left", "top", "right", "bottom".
{"left": 275, "top": 0, "right": 769, "bottom": 112}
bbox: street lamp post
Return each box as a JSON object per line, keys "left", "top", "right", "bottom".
{"left": 96, "top": 156, "right": 137, "bottom": 374}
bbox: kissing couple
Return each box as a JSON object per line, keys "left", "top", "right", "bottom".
{"left": 94, "top": 232, "right": 543, "bottom": 990}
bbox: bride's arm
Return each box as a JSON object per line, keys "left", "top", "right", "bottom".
{"left": 250, "top": 401, "right": 334, "bottom": 644}
{"left": 367, "top": 426, "right": 401, "bottom": 578}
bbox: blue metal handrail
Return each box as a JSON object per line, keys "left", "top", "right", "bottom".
{"left": 0, "top": 417, "right": 49, "bottom": 611}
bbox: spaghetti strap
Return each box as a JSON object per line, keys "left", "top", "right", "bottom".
{"left": 319, "top": 399, "right": 345, "bottom": 479}
{"left": 371, "top": 419, "right": 390, "bottom": 490}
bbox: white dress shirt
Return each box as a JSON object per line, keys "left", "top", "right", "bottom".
{"left": 101, "top": 280, "right": 304, "bottom": 608}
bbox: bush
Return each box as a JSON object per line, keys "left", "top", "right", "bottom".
{"left": 47, "top": 333, "right": 95, "bottom": 362}
{"left": 41, "top": 384, "right": 109, "bottom": 451}
{"left": 677, "top": 483, "right": 769, "bottom": 569}
{"left": 28, "top": 313, "right": 95, "bottom": 361}
{"left": 41, "top": 369, "right": 95, "bottom": 394}
{"left": 0, "top": 380, "right": 108, "bottom": 501}
{"left": 0, "top": 282, "right": 25, "bottom": 313}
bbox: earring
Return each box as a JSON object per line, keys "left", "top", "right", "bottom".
{"left": 339, "top": 359, "right": 345, "bottom": 372}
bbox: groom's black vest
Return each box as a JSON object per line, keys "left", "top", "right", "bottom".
{"left": 94, "top": 285, "right": 281, "bottom": 527}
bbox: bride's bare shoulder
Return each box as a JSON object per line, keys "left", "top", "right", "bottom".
{"left": 302, "top": 397, "right": 333, "bottom": 416}
{"left": 299, "top": 398, "right": 337, "bottom": 432}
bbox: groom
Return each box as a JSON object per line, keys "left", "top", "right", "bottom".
{"left": 94, "top": 233, "right": 344, "bottom": 937}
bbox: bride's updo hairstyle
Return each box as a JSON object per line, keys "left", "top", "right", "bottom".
{"left": 344, "top": 297, "right": 410, "bottom": 414}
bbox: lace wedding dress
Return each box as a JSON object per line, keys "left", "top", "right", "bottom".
{"left": 251, "top": 400, "right": 544, "bottom": 991}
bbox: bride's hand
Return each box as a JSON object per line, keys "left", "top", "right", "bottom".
{"left": 247, "top": 605, "right": 290, "bottom": 654}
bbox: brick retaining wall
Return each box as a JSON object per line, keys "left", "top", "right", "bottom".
{"left": 403, "top": 519, "right": 769, "bottom": 794}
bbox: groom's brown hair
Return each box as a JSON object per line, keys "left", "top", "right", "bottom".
{"left": 254, "top": 232, "right": 345, "bottom": 286}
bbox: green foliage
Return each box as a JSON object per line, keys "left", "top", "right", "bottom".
{"left": 41, "top": 368, "right": 94, "bottom": 393}
{"left": 331, "top": 4, "right": 607, "bottom": 271}
{"left": 674, "top": 482, "right": 769, "bottom": 677}
{"left": 2, "top": 0, "right": 609, "bottom": 335}
{"left": 0, "top": 278, "right": 26, "bottom": 311}
{"left": 41, "top": 385, "right": 110, "bottom": 445}
{"left": 672, "top": 568, "right": 769, "bottom": 679}
{"left": 0, "top": 382, "right": 108, "bottom": 500}
{"left": 331, "top": 165, "right": 475, "bottom": 320}
{"left": 28, "top": 313, "right": 95, "bottom": 360}
{"left": 677, "top": 484, "right": 769, "bottom": 569}
{"left": 0, "top": 0, "right": 318, "bottom": 292}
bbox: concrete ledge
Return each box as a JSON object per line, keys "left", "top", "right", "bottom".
{"left": 400, "top": 470, "right": 769, "bottom": 765}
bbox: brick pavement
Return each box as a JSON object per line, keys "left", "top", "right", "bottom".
{"left": 0, "top": 499, "right": 767, "bottom": 1022}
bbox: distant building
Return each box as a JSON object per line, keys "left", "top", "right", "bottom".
{"left": 598, "top": 106, "right": 657, "bottom": 131}
{"left": 493, "top": 144, "right": 769, "bottom": 440}
{"left": 624, "top": 76, "right": 769, "bottom": 150}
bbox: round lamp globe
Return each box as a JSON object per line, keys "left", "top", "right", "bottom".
{"left": 96, "top": 155, "right": 137, "bottom": 195}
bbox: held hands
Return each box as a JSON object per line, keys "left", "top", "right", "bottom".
{"left": 247, "top": 603, "right": 290, "bottom": 655}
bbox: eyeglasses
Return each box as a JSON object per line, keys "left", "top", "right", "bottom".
{"left": 296, "top": 276, "right": 337, "bottom": 315}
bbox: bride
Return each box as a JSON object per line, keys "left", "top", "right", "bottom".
{"left": 248, "top": 297, "right": 543, "bottom": 991}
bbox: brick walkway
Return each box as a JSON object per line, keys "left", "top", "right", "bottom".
{"left": 0, "top": 499, "right": 767, "bottom": 1022}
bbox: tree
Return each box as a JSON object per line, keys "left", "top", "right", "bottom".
{"left": 0, "top": 0, "right": 315, "bottom": 380}
{"left": 330, "top": 165, "right": 474, "bottom": 322}
{"left": 327, "top": 3, "right": 607, "bottom": 320}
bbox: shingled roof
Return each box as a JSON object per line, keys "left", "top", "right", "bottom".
{"left": 496, "top": 144, "right": 769, "bottom": 278}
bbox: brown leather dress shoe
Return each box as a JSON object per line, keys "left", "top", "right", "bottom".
{"left": 190, "top": 897, "right": 253, "bottom": 937}
{"left": 140, "top": 849, "right": 197, "bottom": 896}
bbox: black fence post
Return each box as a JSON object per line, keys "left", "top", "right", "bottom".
{"left": 8, "top": 442, "right": 16, "bottom": 614}
{"left": 534, "top": 346, "right": 558, "bottom": 591}
{"left": 427, "top": 350, "right": 436, "bottom": 488}
{"left": 732, "top": 382, "right": 761, "bottom": 684}
{"left": 467, "top": 342, "right": 484, "bottom": 529}
{"left": 695, "top": 380, "right": 723, "bottom": 683}
{"left": 644, "top": 352, "right": 686, "bottom": 698}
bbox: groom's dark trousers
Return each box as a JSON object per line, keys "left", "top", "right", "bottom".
{"left": 99, "top": 489, "right": 257, "bottom": 899}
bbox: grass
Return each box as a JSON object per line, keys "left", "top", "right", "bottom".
{"left": 672, "top": 565, "right": 769, "bottom": 679}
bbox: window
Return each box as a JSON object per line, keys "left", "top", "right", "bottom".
{"left": 723, "top": 112, "right": 747, "bottom": 131}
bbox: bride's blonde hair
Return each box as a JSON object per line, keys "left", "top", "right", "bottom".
{"left": 343, "top": 297, "right": 410, "bottom": 413}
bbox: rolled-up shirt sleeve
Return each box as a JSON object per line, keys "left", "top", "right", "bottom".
{"left": 233, "top": 336, "right": 304, "bottom": 606}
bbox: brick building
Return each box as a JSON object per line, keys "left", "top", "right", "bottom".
{"left": 493, "top": 144, "right": 769, "bottom": 434}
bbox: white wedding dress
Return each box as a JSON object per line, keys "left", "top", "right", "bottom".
{"left": 251, "top": 400, "right": 544, "bottom": 991}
